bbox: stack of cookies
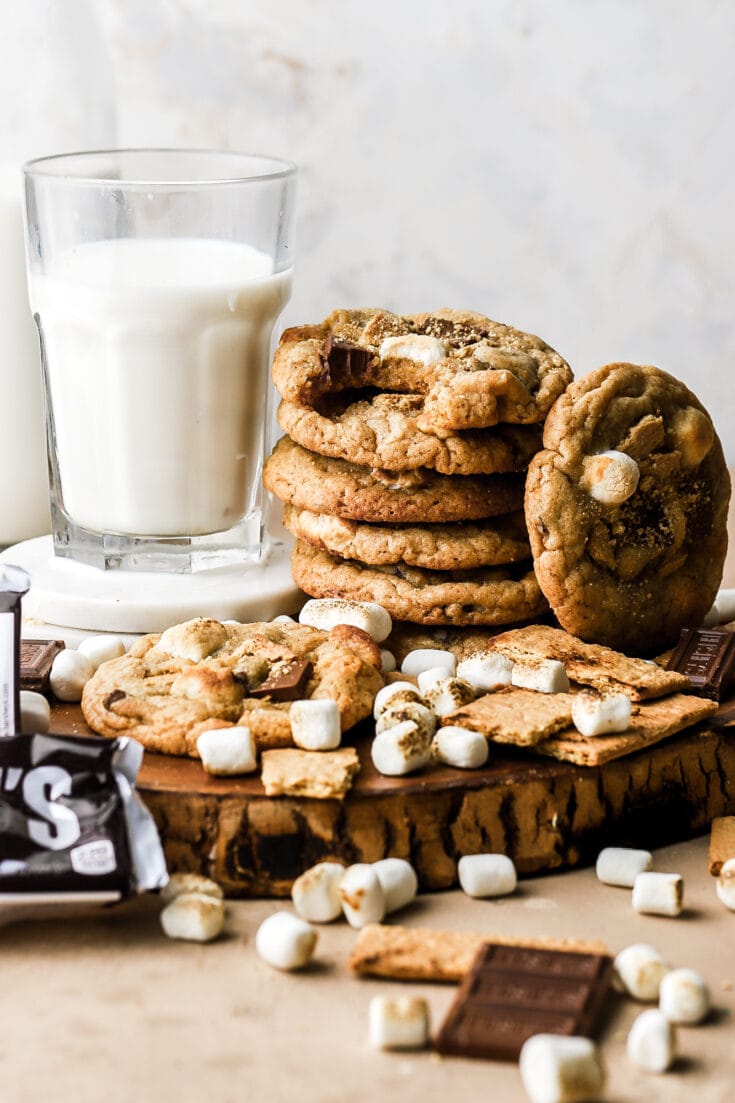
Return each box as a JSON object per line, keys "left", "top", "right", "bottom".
{"left": 264, "top": 308, "right": 573, "bottom": 628}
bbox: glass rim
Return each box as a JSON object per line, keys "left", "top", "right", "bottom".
{"left": 23, "top": 148, "right": 297, "bottom": 187}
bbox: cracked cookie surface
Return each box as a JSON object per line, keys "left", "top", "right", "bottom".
{"left": 263, "top": 436, "right": 525, "bottom": 523}
{"left": 82, "top": 618, "right": 383, "bottom": 756}
{"left": 273, "top": 307, "right": 572, "bottom": 430}
{"left": 291, "top": 542, "right": 548, "bottom": 626}
{"left": 525, "top": 363, "right": 730, "bottom": 653}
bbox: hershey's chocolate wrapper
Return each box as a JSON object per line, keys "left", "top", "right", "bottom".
{"left": 0, "top": 565, "right": 31, "bottom": 739}
{"left": 0, "top": 733, "right": 167, "bottom": 897}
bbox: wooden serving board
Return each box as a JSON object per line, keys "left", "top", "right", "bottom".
{"left": 51, "top": 702, "right": 735, "bottom": 897}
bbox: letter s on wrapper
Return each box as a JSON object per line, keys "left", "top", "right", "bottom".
{"left": 0, "top": 733, "right": 167, "bottom": 908}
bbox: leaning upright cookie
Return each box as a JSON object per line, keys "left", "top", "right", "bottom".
{"left": 525, "top": 363, "right": 730, "bottom": 653}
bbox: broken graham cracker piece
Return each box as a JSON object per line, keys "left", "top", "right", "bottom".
{"left": 486, "top": 624, "right": 690, "bottom": 700}
{"left": 534, "top": 693, "right": 717, "bottom": 767}
{"left": 260, "top": 747, "right": 360, "bottom": 799}
{"left": 709, "top": 816, "right": 735, "bottom": 876}
{"left": 446, "top": 686, "right": 576, "bottom": 745}
{"left": 433, "top": 942, "right": 613, "bottom": 1061}
{"left": 349, "top": 924, "right": 609, "bottom": 982}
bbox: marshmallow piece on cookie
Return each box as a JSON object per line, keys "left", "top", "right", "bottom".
{"left": 613, "top": 943, "right": 670, "bottom": 1001}
{"left": 375, "top": 700, "right": 436, "bottom": 741}
{"left": 581, "top": 450, "right": 640, "bottom": 505}
{"left": 401, "top": 648, "right": 456, "bottom": 678}
{"left": 373, "top": 681, "right": 426, "bottom": 719}
{"left": 659, "top": 968, "right": 710, "bottom": 1024}
{"left": 299, "top": 598, "right": 392, "bottom": 642}
{"left": 339, "top": 863, "right": 386, "bottom": 928}
{"left": 372, "top": 858, "right": 418, "bottom": 914}
{"left": 379, "top": 333, "right": 447, "bottom": 367}
{"left": 432, "top": 725, "right": 489, "bottom": 770}
{"left": 160, "top": 892, "right": 225, "bottom": 942}
{"left": 371, "top": 722, "right": 432, "bottom": 776}
{"left": 458, "top": 854, "right": 517, "bottom": 898}
{"left": 369, "top": 995, "right": 430, "bottom": 1051}
{"left": 292, "top": 861, "right": 345, "bottom": 923}
{"left": 256, "top": 911, "right": 317, "bottom": 970}
{"left": 157, "top": 618, "right": 228, "bottom": 662}
{"left": 289, "top": 699, "right": 341, "bottom": 751}
{"left": 20, "top": 690, "right": 51, "bottom": 734}
{"left": 50, "top": 650, "right": 95, "bottom": 702}
{"left": 716, "top": 857, "right": 735, "bottom": 910}
{"left": 669, "top": 406, "right": 715, "bottom": 468}
{"left": 77, "top": 635, "right": 127, "bottom": 671}
{"left": 511, "top": 659, "right": 569, "bottom": 695}
{"left": 633, "top": 872, "right": 684, "bottom": 917}
{"left": 456, "top": 652, "right": 514, "bottom": 692}
{"left": 596, "top": 847, "right": 653, "bottom": 888}
{"left": 196, "top": 727, "right": 258, "bottom": 775}
{"left": 424, "top": 677, "right": 475, "bottom": 717}
{"left": 519, "top": 1035, "right": 605, "bottom": 1103}
{"left": 627, "top": 1009, "right": 676, "bottom": 1073}
{"left": 161, "top": 873, "right": 224, "bottom": 905}
{"left": 572, "top": 694, "right": 632, "bottom": 738}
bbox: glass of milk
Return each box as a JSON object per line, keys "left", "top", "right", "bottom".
{"left": 23, "top": 150, "right": 296, "bottom": 572}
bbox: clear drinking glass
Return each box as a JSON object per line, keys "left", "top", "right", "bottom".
{"left": 23, "top": 149, "right": 296, "bottom": 572}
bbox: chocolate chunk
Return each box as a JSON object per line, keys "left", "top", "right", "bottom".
{"left": 249, "top": 659, "right": 313, "bottom": 702}
{"left": 104, "top": 689, "right": 127, "bottom": 709}
{"left": 19, "top": 639, "right": 65, "bottom": 694}
{"left": 665, "top": 627, "right": 735, "bottom": 701}
{"left": 325, "top": 336, "right": 372, "bottom": 376}
{"left": 433, "top": 943, "right": 613, "bottom": 1062}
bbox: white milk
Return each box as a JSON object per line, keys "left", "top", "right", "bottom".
{"left": 0, "top": 167, "right": 50, "bottom": 542}
{"left": 30, "top": 238, "right": 291, "bottom": 537}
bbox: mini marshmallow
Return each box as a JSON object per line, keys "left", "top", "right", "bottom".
{"left": 380, "top": 649, "right": 397, "bottom": 673}
{"left": 273, "top": 614, "right": 296, "bottom": 624}
{"left": 632, "top": 872, "right": 683, "bottom": 917}
{"left": 338, "top": 863, "right": 386, "bottom": 928}
{"left": 371, "top": 723, "right": 432, "bottom": 776}
{"left": 703, "top": 588, "right": 735, "bottom": 628}
{"left": 417, "top": 666, "right": 452, "bottom": 694}
{"left": 49, "top": 649, "right": 95, "bottom": 702}
{"left": 716, "top": 856, "right": 735, "bottom": 910}
{"left": 379, "top": 333, "right": 447, "bottom": 367}
{"left": 160, "top": 892, "right": 225, "bottom": 942}
{"left": 613, "top": 944, "right": 670, "bottom": 1001}
{"left": 291, "top": 861, "right": 345, "bottom": 923}
{"left": 372, "top": 858, "right": 418, "bottom": 914}
{"left": 255, "top": 911, "right": 317, "bottom": 971}
{"left": 626, "top": 1009, "right": 676, "bottom": 1073}
{"left": 299, "top": 598, "right": 392, "bottom": 642}
{"left": 400, "top": 648, "right": 456, "bottom": 678}
{"left": 596, "top": 847, "right": 653, "bottom": 888}
{"left": 456, "top": 652, "right": 514, "bottom": 693}
{"left": 369, "top": 995, "right": 429, "bottom": 1050}
{"left": 375, "top": 700, "right": 436, "bottom": 741}
{"left": 20, "top": 690, "right": 51, "bottom": 735}
{"left": 582, "top": 449, "right": 640, "bottom": 505}
{"left": 196, "top": 727, "right": 258, "bottom": 775}
{"left": 289, "top": 698, "right": 341, "bottom": 751}
{"left": 77, "top": 634, "right": 127, "bottom": 672}
{"left": 431, "top": 725, "right": 489, "bottom": 770}
{"left": 161, "top": 872, "right": 224, "bottom": 905}
{"left": 373, "top": 681, "right": 425, "bottom": 719}
{"left": 424, "top": 677, "right": 475, "bottom": 717}
{"left": 519, "top": 1034, "right": 605, "bottom": 1103}
{"left": 511, "top": 659, "right": 570, "bottom": 694}
{"left": 659, "top": 968, "right": 710, "bottom": 1024}
{"left": 572, "top": 693, "right": 632, "bottom": 737}
{"left": 458, "top": 853, "right": 517, "bottom": 898}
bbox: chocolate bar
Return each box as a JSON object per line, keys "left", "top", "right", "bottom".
{"left": 433, "top": 942, "right": 613, "bottom": 1062}
{"left": 249, "top": 659, "right": 313, "bottom": 701}
{"left": 325, "top": 336, "right": 372, "bottom": 376}
{"left": 665, "top": 627, "right": 735, "bottom": 701}
{"left": 19, "top": 638, "right": 65, "bottom": 693}
{"left": 0, "top": 732, "right": 167, "bottom": 897}
{"left": 0, "top": 565, "right": 31, "bottom": 738}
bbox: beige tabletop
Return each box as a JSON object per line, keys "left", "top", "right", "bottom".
{"left": 2, "top": 834, "right": 734, "bottom": 1103}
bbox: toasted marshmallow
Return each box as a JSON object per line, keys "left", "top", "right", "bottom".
{"left": 581, "top": 450, "right": 640, "bottom": 505}
{"left": 339, "top": 864, "right": 386, "bottom": 928}
{"left": 373, "top": 681, "right": 426, "bottom": 719}
{"left": 632, "top": 872, "right": 683, "bottom": 917}
{"left": 369, "top": 996, "right": 429, "bottom": 1050}
{"left": 519, "top": 1035, "right": 605, "bottom": 1103}
{"left": 613, "top": 943, "right": 670, "bottom": 1001}
{"left": 424, "top": 677, "right": 475, "bottom": 717}
{"left": 379, "top": 334, "right": 447, "bottom": 367}
{"left": 292, "top": 861, "right": 345, "bottom": 923}
{"left": 161, "top": 873, "right": 224, "bottom": 905}
{"left": 371, "top": 722, "right": 431, "bottom": 776}
{"left": 157, "top": 618, "right": 228, "bottom": 662}
{"left": 299, "top": 598, "right": 391, "bottom": 642}
{"left": 375, "top": 700, "right": 436, "bottom": 741}
{"left": 417, "top": 666, "right": 452, "bottom": 694}
{"left": 160, "top": 892, "right": 225, "bottom": 942}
